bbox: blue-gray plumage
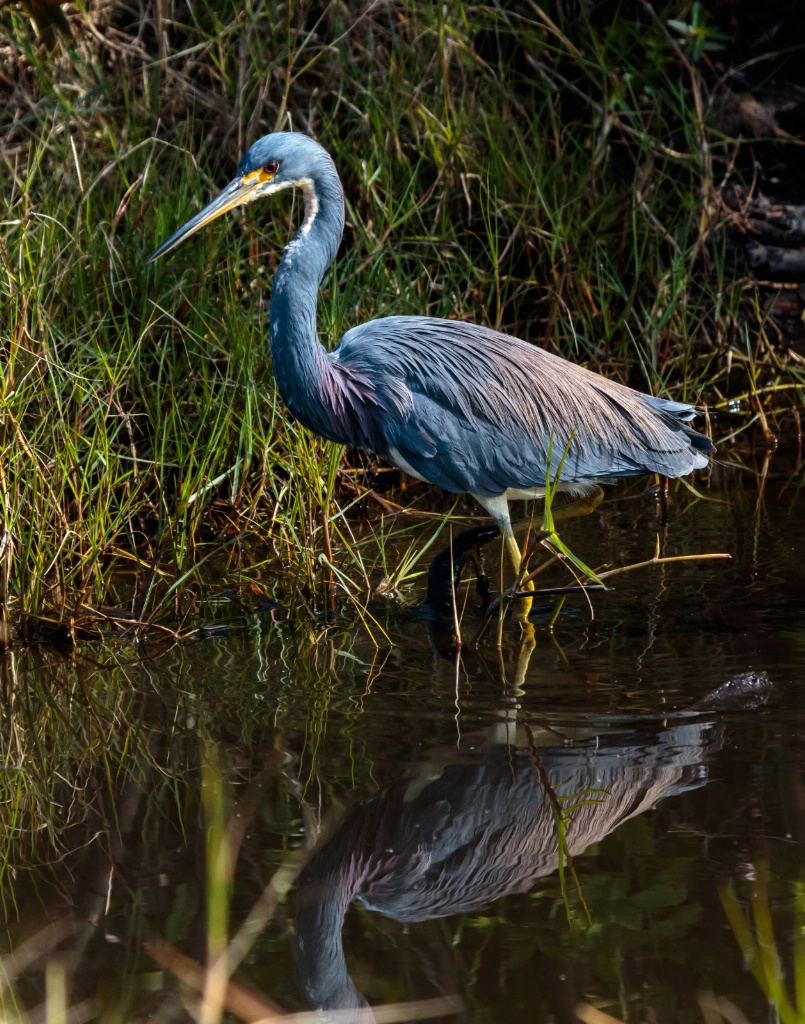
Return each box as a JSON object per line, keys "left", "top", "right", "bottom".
{"left": 148, "top": 132, "right": 714, "bottom": 609}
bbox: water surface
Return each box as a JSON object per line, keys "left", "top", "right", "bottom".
{"left": 2, "top": 454, "right": 804, "bottom": 1024}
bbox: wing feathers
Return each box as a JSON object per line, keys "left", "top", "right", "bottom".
{"left": 330, "top": 316, "right": 712, "bottom": 496}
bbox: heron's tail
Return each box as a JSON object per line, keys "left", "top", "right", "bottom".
{"left": 641, "top": 394, "right": 716, "bottom": 460}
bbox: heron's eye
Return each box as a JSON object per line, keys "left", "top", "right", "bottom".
{"left": 264, "top": 161, "right": 279, "bottom": 176}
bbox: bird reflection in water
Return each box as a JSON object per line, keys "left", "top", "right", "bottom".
{"left": 294, "top": 673, "right": 769, "bottom": 1022}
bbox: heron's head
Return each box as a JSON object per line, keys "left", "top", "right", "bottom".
{"left": 146, "top": 132, "right": 332, "bottom": 263}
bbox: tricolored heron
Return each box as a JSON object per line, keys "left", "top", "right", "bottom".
{"left": 148, "top": 132, "right": 714, "bottom": 614}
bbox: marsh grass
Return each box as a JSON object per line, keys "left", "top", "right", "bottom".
{"left": 1, "top": 0, "right": 802, "bottom": 640}
{"left": 0, "top": 634, "right": 476, "bottom": 1020}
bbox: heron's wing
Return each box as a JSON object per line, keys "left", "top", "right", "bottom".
{"left": 331, "top": 317, "right": 713, "bottom": 497}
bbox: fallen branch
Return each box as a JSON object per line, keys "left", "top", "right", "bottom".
{"left": 596, "top": 551, "right": 731, "bottom": 581}
{"left": 514, "top": 584, "right": 607, "bottom": 598}
{"left": 476, "top": 547, "right": 731, "bottom": 636}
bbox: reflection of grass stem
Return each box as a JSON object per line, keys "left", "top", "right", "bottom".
{"left": 200, "top": 745, "right": 232, "bottom": 1024}
{"left": 523, "top": 723, "right": 605, "bottom": 926}
{"left": 718, "top": 860, "right": 805, "bottom": 1024}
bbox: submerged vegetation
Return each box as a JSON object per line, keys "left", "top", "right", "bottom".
{"left": 1, "top": 0, "right": 805, "bottom": 639}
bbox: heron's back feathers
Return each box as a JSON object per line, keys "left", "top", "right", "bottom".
{"left": 329, "top": 316, "right": 713, "bottom": 497}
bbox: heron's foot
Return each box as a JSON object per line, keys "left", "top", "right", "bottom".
{"left": 550, "top": 484, "right": 605, "bottom": 524}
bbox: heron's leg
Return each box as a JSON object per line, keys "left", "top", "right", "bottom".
{"left": 502, "top": 523, "right": 534, "bottom": 622}
{"left": 508, "top": 484, "right": 605, "bottom": 618}
{"left": 474, "top": 494, "right": 534, "bottom": 622}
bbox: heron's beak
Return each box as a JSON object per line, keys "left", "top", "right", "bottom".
{"left": 146, "top": 173, "right": 262, "bottom": 263}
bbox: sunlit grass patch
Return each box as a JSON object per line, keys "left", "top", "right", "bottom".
{"left": 1, "top": 1, "right": 797, "bottom": 639}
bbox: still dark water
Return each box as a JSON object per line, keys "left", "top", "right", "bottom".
{"left": 2, "top": 454, "right": 805, "bottom": 1024}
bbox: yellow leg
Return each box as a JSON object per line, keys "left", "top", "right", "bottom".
{"left": 504, "top": 527, "right": 534, "bottom": 623}
{"left": 478, "top": 485, "right": 604, "bottom": 627}
{"left": 505, "top": 485, "right": 604, "bottom": 622}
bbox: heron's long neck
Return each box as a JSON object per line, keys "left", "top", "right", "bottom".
{"left": 269, "top": 170, "right": 345, "bottom": 433}
{"left": 295, "top": 880, "right": 369, "bottom": 1015}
